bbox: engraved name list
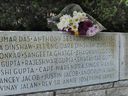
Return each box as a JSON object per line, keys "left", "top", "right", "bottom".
{"left": 0, "top": 32, "right": 119, "bottom": 95}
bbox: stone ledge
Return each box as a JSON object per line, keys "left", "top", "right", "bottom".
{"left": 106, "top": 87, "right": 128, "bottom": 96}
{"left": 114, "top": 80, "right": 128, "bottom": 87}
{"left": 56, "top": 82, "right": 113, "bottom": 94}
{"left": 15, "top": 92, "right": 54, "bottom": 96}
{"left": 56, "top": 90, "right": 106, "bottom": 96}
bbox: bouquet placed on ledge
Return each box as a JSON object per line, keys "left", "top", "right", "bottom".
{"left": 47, "top": 4, "right": 106, "bottom": 37}
{"left": 57, "top": 11, "right": 101, "bottom": 36}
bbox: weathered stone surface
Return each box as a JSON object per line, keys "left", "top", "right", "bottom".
{"left": 81, "top": 83, "right": 113, "bottom": 92}
{"left": 16, "top": 92, "right": 53, "bottom": 96}
{"left": 0, "top": 31, "right": 119, "bottom": 95}
{"left": 114, "top": 80, "right": 128, "bottom": 87}
{"left": 106, "top": 87, "right": 128, "bottom": 96}
{"left": 120, "top": 34, "right": 128, "bottom": 79}
{"left": 56, "top": 90, "right": 106, "bottom": 96}
{"left": 56, "top": 83, "right": 113, "bottom": 94}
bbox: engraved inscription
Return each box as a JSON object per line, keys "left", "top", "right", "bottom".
{"left": 0, "top": 32, "right": 119, "bottom": 95}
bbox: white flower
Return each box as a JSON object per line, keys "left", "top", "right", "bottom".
{"left": 57, "top": 21, "right": 68, "bottom": 30}
{"left": 57, "top": 22, "right": 64, "bottom": 30}
{"left": 73, "top": 11, "right": 78, "bottom": 16}
{"left": 57, "top": 15, "right": 72, "bottom": 30}
{"left": 73, "top": 11, "right": 87, "bottom": 22}
{"left": 60, "top": 14, "right": 72, "bottom": 21}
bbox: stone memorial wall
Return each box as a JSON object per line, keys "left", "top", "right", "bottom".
{"left": 120, "top": 34, "right": 128, "bottom": 79}
{"left": 0, "top": 31, "right": 128, "bottom": 96}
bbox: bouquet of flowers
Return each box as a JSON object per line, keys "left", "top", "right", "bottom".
{"left": 57, "top": 11, "right": 101, "bottom": 36}
{"left": 47, "top": 4, "right": 106, "bottom": 37}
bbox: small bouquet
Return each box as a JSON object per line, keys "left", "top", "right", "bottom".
{"left": 47, "top": 4, "right": 106, "bottom": 37}
{"left": 57, "top": 11, "right": 100, "bottom": 36}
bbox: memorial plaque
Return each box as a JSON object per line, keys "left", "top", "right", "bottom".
{"left": 0, "top": 31, "right": 119, "bottom": 95}
{"left": 120, "top": 34, "right": 128, "bottom": 79}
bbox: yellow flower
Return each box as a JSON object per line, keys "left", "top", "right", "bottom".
{"left": 74, "top": 31, "right": 79, "bottom": 36}
{"left": 71, "top": 25, "right": 78, "bottom": 32}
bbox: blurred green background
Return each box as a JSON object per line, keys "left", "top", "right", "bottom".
{"left": 0, "top": 0, "right": 128, "bottom": 32}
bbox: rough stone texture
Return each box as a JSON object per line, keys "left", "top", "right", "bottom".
{"left": 15, "top": 92, "right": 54, "bottom": 96}
{"left": 120, "top": 34, "right": 128, "bottom": 80}
{"left": 56, "top": 90, "right": 106, "bottom": 96}
{"left": 114, "top": 80, "right": 128, "bottom": 87}
{"left": 106, "top": 87, "right": 128, "bottom": 96}
{"left": 56, "top": 80, "right": 128, "bottom": 96}
{"left": 80, "top": 83, "right": 113, "bottom": 92}
{"left": 56, "top": 83, "right": 113, "bottom": 94}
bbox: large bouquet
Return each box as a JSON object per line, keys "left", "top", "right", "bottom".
{"left": 47, "top": 4, "right": 106, "bottom": 37}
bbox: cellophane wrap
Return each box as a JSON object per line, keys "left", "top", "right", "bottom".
{"left": 47, "top": 4, "right": 106, "bottom": 36}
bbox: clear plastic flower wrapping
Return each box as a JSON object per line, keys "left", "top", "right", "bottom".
{"left": 47, "top": 4, "right": 106, "bottom": 36}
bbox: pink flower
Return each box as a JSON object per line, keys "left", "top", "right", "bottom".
{"left": 86, "top": 25, "right": 100, "bottom": 37}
